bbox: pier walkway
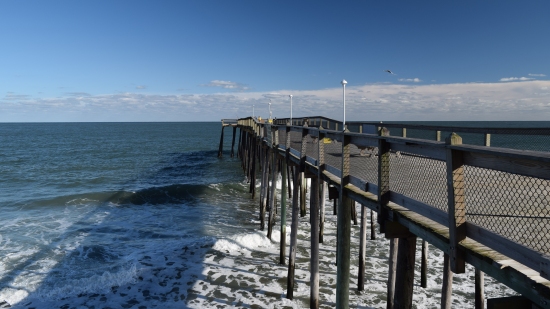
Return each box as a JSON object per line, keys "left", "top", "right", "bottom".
{"left": 220, "top": 116, "right": 550, "bottom": 309}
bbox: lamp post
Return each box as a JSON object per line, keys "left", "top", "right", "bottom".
{"left": 341, "top": 79, "right": 347, "bottom": 131}
{"left": 269, "top": 100, "right": 272, "bottom": 121}
{"left": 289, "top": 95, "right": 293, "bottom": 126}
{"left": 253, "top": 104, "right": 255, "bottom": 118}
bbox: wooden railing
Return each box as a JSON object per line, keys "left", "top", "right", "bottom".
{"left": 234, "top": 116, "right": 550, "bottom": 308}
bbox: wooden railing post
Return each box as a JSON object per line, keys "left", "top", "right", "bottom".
{"left": 318, "top": 128, "right": 326, "bottom": 243}
{"left": 377, "top": 127, "right": 390, "bottom": 233}
{"left": 300, "top": 126, "right": 308, "bottom": 217}
{"left": 267, "top": 126, "right": 278, "bottom": 239}
{"left": 446, "top": 132, "right": 466, "bottom": 274}
{"left": 336, "top": 132, "right": 352, "bottom": 309}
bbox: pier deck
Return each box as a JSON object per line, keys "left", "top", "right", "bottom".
{"left": 222, "top": 116, "right": 550, "bottom": 309}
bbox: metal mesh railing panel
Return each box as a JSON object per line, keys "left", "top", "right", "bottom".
{"left": 490, "top": 133, "right": 550, "bottom": 152}
{"left": 277, "top": 128, "right": 286, "bottom": 149}
{"left": 324, "top": 138, "right": 343, "bottom": 176}
{"left": 289, "top": 131, "right": 302, "bottom": 154}
{"left": 464, "top": 165, "right": 550, "bottom": 254}
{"left": 349, "top": 143, "right": 378, "bottom": 187}
{"left": 389, "top": 151, "right": 448, "bottom": 212}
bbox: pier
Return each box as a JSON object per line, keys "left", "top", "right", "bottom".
{"left": 220, "top": 116, "right": 550, "bottom": 309}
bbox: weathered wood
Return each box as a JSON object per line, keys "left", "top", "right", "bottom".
{"left": 384, "top": 221, "right": 414, "bottom": 239}
{"left": 300, "top": 127, "right": 308, "bottom": 217}
{"left": 280, "top": 158, "right": 288, "bottom": 265}
{"left": 446, "top": 133, "right": 466, "bottom": 273}
{"left": 441, "top": 253, "right": 453, "bottom": 309}
{"left": 301, "top": 174, "right": 307, "bottom": 217}
{"left": 351, "top": 201, "right": 358, "bottom": 225}
{"left": 394, "top": 235, "right": 417, "bottom": 309}
{"left": 218, "top": 126, "right": 224, "bottom": 158}
{"left": 267, "top": 148, "right": 278, "bottom": 240}
{"left": 320, "top": 182, "right": 326, "bottom": 243}
{"left": 370, "top": 210, "right": 376, "bottom": 240}
{"left": 487, "top": 296, "right": 538, "bottom": 309}
{"left": 475, "top": 269, "right": 485, "bottom": 309}
{"left": 260, "top": 146, "right": 269, "bottom": 230}
{"left": 421, "top": 240, "right": 428, "bottom": 288}
{"left": 358, "top": 203, "right": 367, "bottom": 291}
{"left": 336, "top": 133, "right": 352, "bottom": 309}
{"left": 310, "top": 176, "right": 320, "bottom": 309}
{"left": 249, "top": 138, "right": 257, "bottom": 198}
{"left": 378, "top": 127, "right": 390, "bottom": 233}
{"left": 387, "top": 238, "right": 398, "bottom": 309}
{"left": 231, "top": 126, "right": 237, "bottom": 157}
{"left": 287, "top": 167, "right": 301, "bottom": 299}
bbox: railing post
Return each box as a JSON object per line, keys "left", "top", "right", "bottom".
{"left": 446, "top": 132, "right": 466, "bottom": 274}
{"left": 318, "top": 127, "right": 326, "bottom": 243}
{"left": 300, "top": 125, "right": 308, "bottom": 217}
{"left": 377, "top": 127, "right": 390, "bottom": 233}
{"left": 336, "top": 131, "right": 351, "bottom": 309}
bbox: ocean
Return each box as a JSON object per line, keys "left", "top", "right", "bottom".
{"left": 0, "top": 122, "right": 537, "bottom": 308}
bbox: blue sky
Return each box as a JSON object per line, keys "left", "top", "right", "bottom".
{"left": 1, "top": 1, "right": 549, "bottom": 122}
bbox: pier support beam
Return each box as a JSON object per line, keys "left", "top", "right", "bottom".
{"left": 310, "top": 176, "right": 320, "bottom": 309}
{"left": 336, "top": 133, "right": 352, "bottom": 309}
{"left": 287, "top": 167, "right": 301, "bottom": 299}
{"left": 441, "top": 253, "right": 454, "bottom": 309}
{"left": 218, "top": 126, "right": 225, "bottom": 157}
{"left": 394, "top": 235, "right": 417, "bottom": 309}
{"left": 280, "top": 158, "right": 288, "bottom": 265}
{"left": 387, "top": 238, "right": 398, "bottom": 309}
{"left": 475, "top": 269, "right": 485, "bottom": 309}
{"left": 231, "top": 126, "right": 237, "bottom": 157}
{"left": 358, "top": 204, "right": 367, "bottom": 291}
{"left": 421, "top": 240, "right": 428, "bottom": 288}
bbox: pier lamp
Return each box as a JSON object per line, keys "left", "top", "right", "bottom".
{"left": 341, "top": 79, "right": 347, "bottom": 131}
{"left": 289, "top": 95, "right": 293, "bottom": 126}
{"left": 253, "top": 104, "right": 255, "bottom": 118}
{"left": 269, "top": 100, "right": 272, "bottom": 121}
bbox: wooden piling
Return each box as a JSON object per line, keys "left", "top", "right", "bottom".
{"left": 370, "top": 210, "right": 376, "bottom": 240}
{"left": 230, "top": 126, "right": 237, "bottom": 157}
{"left": 351, "top": 201, "right": 358, "bottom": 225}
{"left": 441, "top": 253, "right": 454, "bottom": 309}
{"left": 249, "top": 138, "right": 257, "bottom": 198}
{"left": 267, "top": 148, "right": 278, "bottom": 240}
{"left": 421, "top": 240, "right": 428, "bottom": 288}
{"left": 475, "top": 269, "right": 485, "bottom": 309}
{"left": 387, "top": 238, "right": 398, "bottom": 309}
{"left": 301, "top": 175, "right": 307, "bottom": 217}
{"left": 336, "top": 133, "right": 352, "bottom": 308}
{"left": 394, "top": 235, "right": 417, "bottom": 309}
{"left": 287, "top": 167, "right": 301, "bottom": 299}
{"left": 218, "top": 126, "right": 225, "bottom": 158}
{"left": 358, "top": 203, "right": 367, "bottom": 291}
{"left": 319, "top": 182, "right": 326, "bottom": 243}
{"left": 280, "top": 158, "right": 288, "bottom": 265}
{"left": 310, "top": 176, "right": 320, "bottom": 309}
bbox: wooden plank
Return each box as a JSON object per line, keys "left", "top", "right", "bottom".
{"left": 465, "top": 222, "right": 542, "bottom": 276}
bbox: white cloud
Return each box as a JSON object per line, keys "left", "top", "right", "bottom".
{"left": 499, "top": 77, "right": 533, "bottom": 82}
{"left": 2, "top": 80, "right": 550, "bottom": 122}
{"left": 136, "top": 85, "right": 147, "bottom": 89}
{"left": 398, "top": 78, "right": 422, "bottom": 83}
{"left": 201, "top": 80, "right": 250, "bottom": 91}
{"left": 529, "top": 73, "right": 546, "bottom": 77}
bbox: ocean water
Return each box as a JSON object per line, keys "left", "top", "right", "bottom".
{"left": 0, "top": 122, "right": 529, "bottom": 308}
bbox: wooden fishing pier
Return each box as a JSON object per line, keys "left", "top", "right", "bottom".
{"left": 219, "top": 117, "right": 550, "bottom": 309}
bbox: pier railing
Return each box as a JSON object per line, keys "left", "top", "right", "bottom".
{"left": 233, "top": 116, "right": 550, "bottom": 308}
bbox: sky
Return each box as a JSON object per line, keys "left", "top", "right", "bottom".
{"left": 1, "top": 1, "right": 549, "bottom": 122}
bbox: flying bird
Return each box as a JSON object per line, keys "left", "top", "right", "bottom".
{"left": 384, "top": 70, "right": 396, "bottom": 75}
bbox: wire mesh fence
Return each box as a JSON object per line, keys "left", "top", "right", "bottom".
{"left": 244, "top": 117, "right": 550, "bottom": 259}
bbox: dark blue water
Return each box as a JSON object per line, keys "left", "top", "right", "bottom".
{"left": 0, "top": 123, "right": 256, "bottom": 308}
